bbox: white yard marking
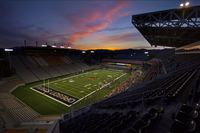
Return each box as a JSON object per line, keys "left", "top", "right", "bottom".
{"left": 108, "top": 75, "right": 112, "bottom": 78}
{"left": 69, "top": 79, "right": 74, "bottom": 83}
{"left": 84, "top": 84, "right": 91, "bottom": 87}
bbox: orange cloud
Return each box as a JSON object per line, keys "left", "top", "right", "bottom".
{"left": 104, "top": 2, "right": 128, "bottom": 22}
{"left": 69, "top": 1, "right": 128, "bottom": 43}
{"left": 70, "top": 22, "right": 109, "bottom": 42}
{"left": 79, "top": 12, "right": 101, "bottom": 24}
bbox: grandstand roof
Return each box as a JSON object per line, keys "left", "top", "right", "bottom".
{"left": 132, "top": 5, "right": 200, "bottom": 48}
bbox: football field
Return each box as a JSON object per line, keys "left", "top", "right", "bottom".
{"left": 12, "top": 69, "right": 130, "bottom": 115}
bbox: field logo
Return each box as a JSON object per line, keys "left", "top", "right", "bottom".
{"left": 32, "top": 85, "right": 78, "bottom": 106}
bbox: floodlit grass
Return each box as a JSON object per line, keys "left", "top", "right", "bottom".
{"left": 12, "top": 69, "right": 130, "bottom": 115}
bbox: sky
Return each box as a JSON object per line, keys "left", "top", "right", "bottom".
{"left": 1, "top": 0, "right": 200, "bottom": 50}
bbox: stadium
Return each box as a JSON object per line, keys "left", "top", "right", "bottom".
{"left": 0, "top": 1, "right": 200, "bottom": 133}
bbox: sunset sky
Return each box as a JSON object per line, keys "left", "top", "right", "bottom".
{"left": 1, "top": 0, "right": 200, "bottom": 50}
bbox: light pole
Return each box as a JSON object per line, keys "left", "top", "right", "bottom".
{"left": 179, "top": 1, "right": 190, "bottom": 27}
{"left": 4, "top": 48, "right": 13, "bottom": 72}
{"left": 180, "top": 1, "right": 190, "bottom": 8}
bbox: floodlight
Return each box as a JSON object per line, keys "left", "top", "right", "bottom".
{"left": 52, "top": 45, "right": 57, "bottom": 48}
{"left": 4, "top": 48, "right": 13, "bottom": 52}
{"left": 144, "top": 51, "right": 149, "bottom": 54}
{"left": 41, "top": 44, "right": 47, "bottom": 47}
{"left": 185, "top": 2, "right": 190, "bottom": 6}
{"left": 180, "top": 3, "right": 184, "bottom": 7}
{"left": 67, "top": 46, "right": 71, "bottom": 49}
{"left": 60, "top": 46, "right": 65, "bottom": 48}
{"left": 90, "top": 50, "right": 94, "bottom": 53}
{"left": 82, "top": 51, "right": 86, "bottom": 54}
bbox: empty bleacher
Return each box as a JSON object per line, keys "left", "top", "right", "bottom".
{"left": 0, "top": 76, "right": 24, "bottom": 92}
{"left": 41, "top": 55, "right": 67, "bottom": 66}
{"left": 0, "top": 94, "right": 39, "bottom": 123}
{"left": 11, "top": 54, "right": 89, "bottom": 83}
{"left": 175, "top": 53, "right": 200, "bottom": 70}
{"left": 169, "top": 104, "right": 200, "bottom": 133}
{"left": 11, "top": 56, "right": 38, "bottom": 83}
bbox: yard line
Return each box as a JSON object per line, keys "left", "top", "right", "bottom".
{"left": 69, "top": 73, "right": 127, "bottom": 107}
{"left": 84, "top": 84, "right": 91, "bottom": 87}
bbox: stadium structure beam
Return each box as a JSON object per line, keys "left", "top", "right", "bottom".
{"left": 132, "top": 6, "right": 200, "bottom": 47}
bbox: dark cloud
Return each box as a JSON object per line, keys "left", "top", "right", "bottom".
{"left": 0, "top": 24, "right": 71, "bottom": 48}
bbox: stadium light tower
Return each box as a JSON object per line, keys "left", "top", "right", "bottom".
{"left": 4, "top": 48, "right": 13, "bottom": 71}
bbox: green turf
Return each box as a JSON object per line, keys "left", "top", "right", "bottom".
{"left": 47, "top": 69, "right": 124, "bottom": 99}
{"left": 12, "top": 69, "right": 130, "bottom": 115}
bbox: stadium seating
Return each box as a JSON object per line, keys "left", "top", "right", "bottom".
{"left": 0, "top": 76, "right": 24, "bottom": 92}
{"left": 60, "top": 111, "right": 139, "bottom": 133}
{"left": 0, "top": 59, "right": 14, "bottom": 78}
{"left": 40, "top": 55, "right": 66, "bottom": 66}
{"left": 59, "top": 106, "right": 164, "bottom": 133}
{"left": 11, "top": 56, "right": 38, "bottom": 83}
{"left": 11, "top": 54, "right": 89, "bottom": 83}
{"left": 143, "top": 59, "right": 160, "bottom": 81}
{"left": 0, "top": 95, "right": 39, "bottom": 123}
{"left": 175, "top": 53, "right": 200, "bottom": 70}
{"left": 169, "top": 104, "right": 199, "bottom": 133}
